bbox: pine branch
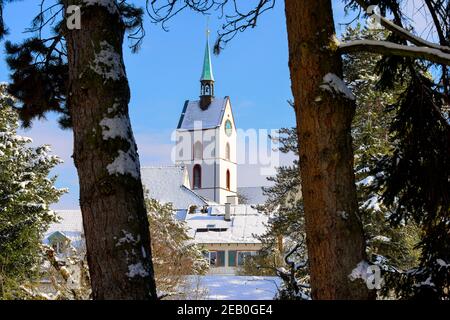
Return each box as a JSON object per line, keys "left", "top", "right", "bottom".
{"left": 338, "top": 40, "right": 450, "bottom": 66}
{"left": 354, "top": 0, "right": 450, "bottom": 54}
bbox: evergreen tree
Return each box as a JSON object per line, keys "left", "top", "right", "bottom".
{"left": 343, "top": 25, "right": 422, "bottom": 272}
{"left": 374, "top": 71, "right": 450, "bottom": 299}
{"left": 0, "top": 84, "right": 66, "bottom": 299}
{"left": 343, "top": 0, "right": 450, "bottom": 300}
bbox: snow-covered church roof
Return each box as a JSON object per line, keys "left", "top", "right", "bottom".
{"left": 177, "top": 97, "right": 229, "bottom": 130}
{"left": 141, "top": 166, "right": 209, "bottom": 210}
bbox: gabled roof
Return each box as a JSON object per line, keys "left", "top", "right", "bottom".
{"left": 47, "top": 231, "right": 70, "bottom": 242}
{"left": 177, "top": 97, "right": 229, "bottom": 130}
{"left": 141, "top": 166, "right": 208, "bottom": 210}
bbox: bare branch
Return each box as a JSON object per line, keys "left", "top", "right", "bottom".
{"left": 145, "top": 0, "right": 275, "bottom": 53}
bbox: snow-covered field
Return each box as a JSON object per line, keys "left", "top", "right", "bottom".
{"left": 186, "top": 275, "right": 281, "bottom": 300}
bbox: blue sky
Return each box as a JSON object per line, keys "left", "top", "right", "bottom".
{"left": 0, "top": 1, "right": 356, "bottom": 208}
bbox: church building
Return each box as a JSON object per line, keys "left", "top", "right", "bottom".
{"left": 175, "top": 34, "right": 238, "bottom": 205}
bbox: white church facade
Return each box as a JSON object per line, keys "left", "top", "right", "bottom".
{"left": 174, "top": 35, "right": 238, "bottom": 205}
{"left": 175, "top": 97, "right": 238, "bottom": 205}
{"left": 45, "top": 33, "right": 269, "bottom": 275}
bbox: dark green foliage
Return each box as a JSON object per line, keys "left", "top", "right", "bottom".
{"left": 6, "top": 36, "right": 69, "bottom": 128}
{"left": 342, "top": 0, "right": 450, "bottom": 297}
{"left": 4, "top": 1, "right": 145, "bottom": 128}
{"left": 378, "top": 74, "right": 449, "bottom": 225}
{"left": 343, "top": 25, "right": 421, "bottom": 272}
{"left": 342, "top": 0, "right": 450, "bottom": 300}
{"left": 375, "top": 72, "right": 450, "bottom": 299}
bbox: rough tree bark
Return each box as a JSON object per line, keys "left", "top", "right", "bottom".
{"left": 63, "top": 0, "right": 157, "bottom": 299}
{"left": 284, "top": 0, "right": 373, "bottom": 299}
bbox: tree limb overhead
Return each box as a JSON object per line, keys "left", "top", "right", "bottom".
{"left": 338, "top": 40, "right": 450, "bottom": 66}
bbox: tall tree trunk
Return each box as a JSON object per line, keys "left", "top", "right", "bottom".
{"left": 64, "top": 0, "right": 157, "bottom": 299}
{"left": 284, "top": 0, "right": 373, "bottom": 299}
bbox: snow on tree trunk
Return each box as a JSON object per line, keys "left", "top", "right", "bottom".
{"left": 284, "top": 0, "right": 373, "bottom": 299}
{"left": 64, "top": 0, "right": 157, "bottom": 299}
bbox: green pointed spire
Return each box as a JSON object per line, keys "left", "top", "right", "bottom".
{"left": 200, "top": 30, "right": 214, "bottom": 82}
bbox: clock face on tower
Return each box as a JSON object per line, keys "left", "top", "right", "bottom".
{"left": 225, "top": 120, "right": 233, "bottom": 137}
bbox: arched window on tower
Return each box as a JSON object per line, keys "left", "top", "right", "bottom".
{"left": 193, "top": 141, "right": 203, "bottom": 160}
{"left": 226, "top": 170, "right": 231, "bottom": 191}
{"left": 225, "top": 142, "right": 231, "bottom": 161}
{"left": 193, "top": 165, "right": 202, "bottom": 189}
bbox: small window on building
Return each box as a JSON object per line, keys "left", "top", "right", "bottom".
{"left": 225, "top": 142, "right": 230, "bottom": 161}
{"left": 226, "top": 170, "right": 231, "bottom": 191}
{"left": 193, "top": 141, "right": 203, "bottom": 160}
{"left": 207, "top": 251, "right": 225, "bottom": 267}
{"left": 193, "top": 164, "right": 202, "bottom": 189}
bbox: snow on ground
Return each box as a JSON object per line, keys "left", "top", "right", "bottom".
{"left": 187, "top": 275, "right": 281, "bottom": 300}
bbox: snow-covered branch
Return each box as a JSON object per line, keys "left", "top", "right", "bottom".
{"left": 354, "top": 0, "right": 450, "bottom": 55}
{"left": 338, "top": 40, "right": 450, "bottom": 66}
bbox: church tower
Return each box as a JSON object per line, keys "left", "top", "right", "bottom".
{"left": 200, "top": 30, "right": 215, "bottom": 110}
{"left": 175, "top": 30, "right": 238, "bottom": 205}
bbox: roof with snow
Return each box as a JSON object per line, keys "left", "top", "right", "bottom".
{"left": 141, "top": 166, "right": 209, "bottom": 210}
{"left": 184, "top": 204, "right": 268, "bottom": 244}
{"left": 45, "top": 205, "right": 268, "bottom": 248}
{"left": 177, "top": 97, "right": 229, "bottom": 130}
